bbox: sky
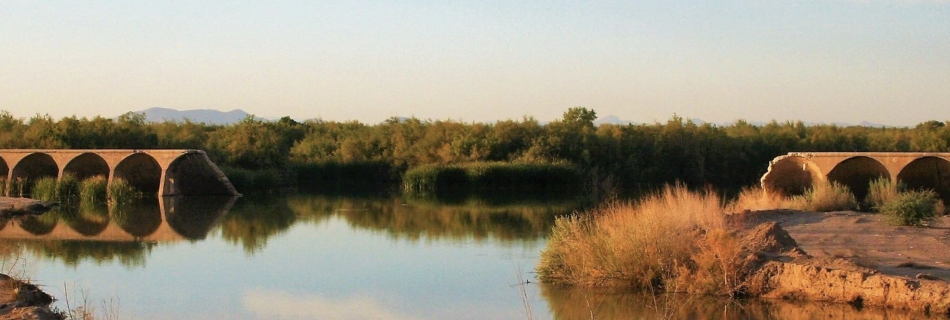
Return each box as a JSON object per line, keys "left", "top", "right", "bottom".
{"left": 2, "top": 0, "right": 949, "bottom": 126}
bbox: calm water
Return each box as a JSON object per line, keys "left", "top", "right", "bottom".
{"left": 0, "top": 194, "right": 932, "bottom": 319}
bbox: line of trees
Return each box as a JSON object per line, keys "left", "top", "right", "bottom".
{"left": 2, "top": 108, "right": 949, "bottom": 193}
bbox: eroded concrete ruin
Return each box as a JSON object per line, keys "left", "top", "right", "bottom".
{"left": 0, "top": 149, "right": 239, "bottom": 196}
{"left": 761, "top": 152, "right": 950, "bottom": 203}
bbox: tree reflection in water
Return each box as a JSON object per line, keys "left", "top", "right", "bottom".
{"left": 218, "top": 193, "right": 577, "bottom": 254}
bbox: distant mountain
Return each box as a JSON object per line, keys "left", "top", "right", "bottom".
{"left": 140, "top": 107, "right": 250, "bottom": 125}
{"left": 594, "top": 115, "right": 636, "bottom": 126}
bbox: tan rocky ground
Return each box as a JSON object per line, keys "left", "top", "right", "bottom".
{"left": 747, "top": 210, "right": 950, "bottom": 280}
{"left": 740, "top": 210, "right": 950, "bottom": 316}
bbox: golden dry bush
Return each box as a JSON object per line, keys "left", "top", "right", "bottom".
{"left": 538, "top": 185, "right": 732, "bottom": 291}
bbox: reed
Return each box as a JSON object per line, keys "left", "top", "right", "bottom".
{"left": 79, "top": 176, "right": 108, "bottom": 204}
{"left": 58, "top": 174, "right": 81, "bottom": 203}
{"left": 30, "top": 177, "right": 59, "bottom": 202}
{"left": 107, "top": 178, "right": 141, "bottom": 206}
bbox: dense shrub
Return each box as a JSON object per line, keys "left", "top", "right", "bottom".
{"left": 879, "top": 190, "right": 942, "bottom": 226}
{"left": 403, "top": 162, "right": 582, "bottom": 197}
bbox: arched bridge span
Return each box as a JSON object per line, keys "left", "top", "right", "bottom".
{"left": 762, "top": 152, "right": 950, "bottom": 203}
{"left": 0, "top": 149, "right": 238, "bottom": 196}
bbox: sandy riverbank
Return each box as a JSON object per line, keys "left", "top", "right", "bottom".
{"left": 742, "top": 210, "right": 950, "bottom": 316}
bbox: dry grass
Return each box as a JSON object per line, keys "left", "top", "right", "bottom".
{"left": 732, "top": 187, "right": 785, "bottom": 212}
{"left": 734, "top": 181, "right": 857, "bottom": 213}
{"left": 787, "top": 180, "right": 857, "bottom": 212}
{"left": 865, "top": 178, "right": 899, "bottom": 212}
{"left": 537, "top": 185, "right": 740, "bottom": 294}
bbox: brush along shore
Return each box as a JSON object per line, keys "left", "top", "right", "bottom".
{"left": 537, "top": 185, "right": 950, "bottom": 316}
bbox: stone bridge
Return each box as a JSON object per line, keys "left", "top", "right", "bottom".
{"left": 761, "top": 152, "right": 950, "bottom": 203}
{"left": 0, "top": 149, "right": 238, "bottom": 196}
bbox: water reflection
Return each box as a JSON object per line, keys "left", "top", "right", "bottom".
{"left": 0, "top": 196, "right": 237, "bottom": 266}
{"left": 218, "top": 194, "right": 577, "bottom": 253}
{"left": 542, "top": 284, "right": 940, "bottom": 320}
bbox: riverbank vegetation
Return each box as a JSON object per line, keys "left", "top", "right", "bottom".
{"left": 537, "top": 185, "right": 742, "bottom": 295}
{"left": 14, "top": 175, "right": 140, "bottom": 206}
{"left": 3, "top": 108, "right": 950, "bottom": 195}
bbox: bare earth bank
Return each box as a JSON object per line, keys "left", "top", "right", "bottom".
{"left": 742, "top": 211, "right": 950, "bottom": 317}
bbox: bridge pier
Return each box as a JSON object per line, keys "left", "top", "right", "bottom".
{"left": 762, "top": 152, "right": 950, "bottom": 204}
{"left": 0, "top": 149, "right": 238, "bottom": 196}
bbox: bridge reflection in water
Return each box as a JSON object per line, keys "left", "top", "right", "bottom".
{"left": 0, "top": 196, "right": 237, "bottom": 242}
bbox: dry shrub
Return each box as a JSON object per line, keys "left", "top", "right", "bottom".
{"left": 672, "top": 229, "right": 745, "bottom": 296}
{"left": 537, "top": 185, "right": 731, "bottom": 291}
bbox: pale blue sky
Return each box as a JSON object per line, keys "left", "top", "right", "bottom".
{"left": 2, "top": 1, "right": 948, "bottom": 125}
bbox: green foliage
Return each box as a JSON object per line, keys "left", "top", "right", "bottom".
{"left": 220, "top": 166, "right": 291, "bottom": 193}
{"left": 2, "top": 108, "right": 950, "bottom": 194}
{"left": 80, "top": 176, "right": 108, "bottom": 204}
{"left": 108, "top": 178, "right": 141, "bottom": 206}
{"left": 57, "top": 174, "right": 81, "bottom": 203}
{"left": 403, "top": 162, "right": 582, "bottom": 197}
{"left": 865, "top": 178, "right": 901, "bottom": 211}
{"left": 294, "top": 161, "right": 399, "bottom": 193}
{"left": 879, "top": 190, "right": 942, "bottom": 226}
{"left": 31, "top": 177, "right": 59, "bottom": 201}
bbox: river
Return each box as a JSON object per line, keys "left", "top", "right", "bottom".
{"left": 0, "top": 194, "right": 931, "bottom": 319}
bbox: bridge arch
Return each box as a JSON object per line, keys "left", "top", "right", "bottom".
{"left": 164, "top": 153, "right": 233, "bottom": 196}
{"left": 113, "top": 153, "right": 162, "bottom": 194}
{"left": 762, "top": 155, "right": 823, "bottom": 196}
{"left": 63, "top": 153, "right": 110, "bottom": 180}
{"left": 826, "top": 156, "right": 890, "bottom": 201}
{"left": 897, "top": 156, "right": 950, "bottom": 204}
{"left": 11, "top": 153, "right": 59, "bottom": 182}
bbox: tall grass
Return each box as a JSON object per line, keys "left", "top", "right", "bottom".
{"left": 788, "top": 180, "right": 857, "bottom": 212}
{"left": 865, "top": 178, "right": 900, "bottom": 212}
{"left": 537, "top": 185, "right": 740, "bottom": 294}
{"left": 58, "top": 174, "right": 81, "bottom": 203}
{"left": 80, "top": 176, "right": 108, "bottom": 204}
{"left": 31, "top": 177, "right": 59, "bottom": 202}
{"left": 107, "top": 178, "right": 141, "bottom": 206}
